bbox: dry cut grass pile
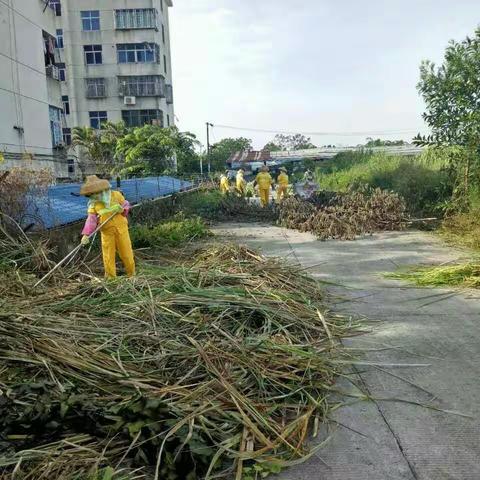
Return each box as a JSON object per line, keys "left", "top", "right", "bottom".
{"left": 0, "top": 226, "right": 358, "bottom": 480}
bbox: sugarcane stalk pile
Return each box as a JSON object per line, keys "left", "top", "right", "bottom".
{"left": 278, "top": 188, "right": 407, "bottom": 240}
{"left": 0, "top": 229, "right": 357, "bottom": 479}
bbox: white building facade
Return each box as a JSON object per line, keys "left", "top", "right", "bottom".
{"left": 0, "top": 0, "right": 67, "bottom": 177}
{"left": 54, "top": 0, "right": 175, "bottom": 176}
{"left": 0, "top": 0, "right": 175, "bottom": 179}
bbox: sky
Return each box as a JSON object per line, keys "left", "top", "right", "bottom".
{"left": 170, "top": 0, "right": 480, "bottom": 150}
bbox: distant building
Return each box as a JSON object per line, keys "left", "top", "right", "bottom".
{"left": 0, "top": 0, "right": 68, "bottom": 177}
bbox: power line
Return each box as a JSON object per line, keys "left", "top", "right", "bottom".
{"left": 212, "top": 124, "right": 428, "bottom": 137}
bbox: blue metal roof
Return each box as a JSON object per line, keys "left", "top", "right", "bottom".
{"left": 29, "top": 176, "right": 192, "bottom": 229}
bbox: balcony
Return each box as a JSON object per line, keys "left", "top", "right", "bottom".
{"left": 118, "top": 76, "right": 166, "bottom": 97}
{"left": 115, "top": 9, "right": 158, "bottom": 30}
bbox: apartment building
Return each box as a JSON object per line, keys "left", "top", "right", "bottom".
{"left": 0, "top": 0, "right": 175, "bottom": 179}
{"left": 0, "top": 0, "right": 68, "bottom": 177}
{"left": 52, "top": 0, "right": 175, "bottom": 174}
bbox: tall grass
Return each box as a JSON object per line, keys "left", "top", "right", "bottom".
{"left": 315, "top": 150, "right": 453, "bottom": 216}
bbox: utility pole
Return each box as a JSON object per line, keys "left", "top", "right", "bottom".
{"left": 206, "top": 122, "right": 213, "bottom": 174}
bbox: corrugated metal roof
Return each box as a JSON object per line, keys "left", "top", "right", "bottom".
{"left": 28, "top": 176, "right": 192, "bottom": 230}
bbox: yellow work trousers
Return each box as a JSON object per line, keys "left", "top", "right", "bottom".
{"left": 277, "top": 186, "right": 288, "bottom": 202}
{"left": 236, "top": 185, "right": 245, "bottom": 196}
{"left": 101, "top": 224, "right": 135, "bottom": 278}
{"left": 259, "top": 188, "right": 270, "bottom": 207}
{"left": 220, "top": 184, "right": 229, "bottom": 194}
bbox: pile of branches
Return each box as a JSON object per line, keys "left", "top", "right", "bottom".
{"left": 218, "top": 194, "right": 278, "bottom": 222}
{"left": 279, "top": 188, "right": 407, "bottom": 240}
{"left": 0, "top": 237, "right": 356, "bottom": 479}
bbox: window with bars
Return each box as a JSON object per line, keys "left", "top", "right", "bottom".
{"left": 62, "top": 95, "right": 70, "bottom": 115}
{"left": 115, "top": 9, "right": 158, "bottom": 29}
{"left": 55, "top": 29, "right": 64, "bottom": 49}
{"left": 49, "top": 106, "right": 63, "bottom": 146}
{"left": 165, "top": 84, "right": 173, "bottom": 104}
{"left": 117, "top": 43, "right": 159, "bottom": 64}
{"left": 163, "top": 54, "right": 167, "bottom": 74}
{"left": 57, "top": 63, "right": 66, "bottom": 81}
{"left": 84, "top": 45, "right": 102, "bottom": 65}
{"left": 121, "top": 109, "right": 164, "bottom": 128}
{"left": 89, "top": 111, "right": 108, "bottom": 129}
{"left": 81, "top": 11, "right": 100, "bottom": 31}
{"left": 162, "top": 24, "right": 165, "bottom": 44}
{"left": 118, "top": 75, "right": 165, "bottom": 97}
{"left": 86, "top": 78, "right": 107, "bottom": 98}
{"left": 49, "top": 0, "right": 61, "bottom": 16}
{"left": 63, "top": 128, "right": 72, "bottom": 146}
{"left": 67, "top": 158, "right": 75, "bottom": 174}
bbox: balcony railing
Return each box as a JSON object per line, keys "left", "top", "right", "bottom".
{"left": 118, "top": 76, "right": 166, "bottom": 97}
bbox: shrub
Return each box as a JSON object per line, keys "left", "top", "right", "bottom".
{"left": 315, "top": 151, "right": 453, "bottom": 216}
{"left": 130, "top": 214, "right": 211, "bottom": 249}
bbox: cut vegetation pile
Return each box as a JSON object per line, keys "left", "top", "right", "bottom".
{"left": 279, "top": 188, "right": 406, "bottom": 240}
{"left": 0, "top": 228, "right": 356, "bottom": 480}
{"left": 389, "top": 262, "right": 480, "bottom": 288}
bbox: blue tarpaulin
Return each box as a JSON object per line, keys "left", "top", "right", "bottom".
{"left": 29, "top": 176, "right": 192, "bottom": 229}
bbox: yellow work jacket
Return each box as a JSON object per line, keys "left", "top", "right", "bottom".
{"left": 88, "top": 190, "right": 128, "bottom": 232}
{"left": 277, "top": 173, "right": 289, "bottom": 187}
{"left": 256, "top": 172, "right": 273, "bottom": 190}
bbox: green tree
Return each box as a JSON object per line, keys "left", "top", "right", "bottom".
{"left": 365, "top": 138, "right": 406, "bottom": 147}
{"left": 263, "top": 134, "right": 316, "bottom": 151}
{"left": 263, "top": 141, "right": 282, "bottom": 152}
{"left": 415, "top": 28, "right": 480, "bottom": 197}
{"left": 71, "top": 122, "right": 125, "bottom": 177}
{"left": 208, "top": 137, "right": 252, "bottom": 171}
{"left": 116, "top": 125, "right": 176, "bottom": 175}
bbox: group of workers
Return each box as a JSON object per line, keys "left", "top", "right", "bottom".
{"left": 76, "top": 166, "right": 289, "bottom": 279}
{"left": 220, "top": 165, "right": 289, "bottom": 207}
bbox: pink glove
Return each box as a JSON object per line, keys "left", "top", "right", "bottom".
{"left": 121, "top": 200, "right": 131, "bottom": 217}
{"left": 81, "top": 214, "right": 98, "bottom": 236}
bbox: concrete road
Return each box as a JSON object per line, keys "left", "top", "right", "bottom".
{"left": 213, "top": 224, "right": 480, "bottom": 480}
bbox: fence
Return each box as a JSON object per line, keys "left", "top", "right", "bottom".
{"left": 20, "top": 176, "right": 194, "bottom": 231}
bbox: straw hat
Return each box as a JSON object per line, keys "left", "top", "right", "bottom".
{"left": 80, "top": 175, "right": 111, "bottom": 196}
{"left": 279, "top": 167, "right": 287, "bottom": 172}
{"left": 261, "top": 165, "right": 269, "bottom": 172}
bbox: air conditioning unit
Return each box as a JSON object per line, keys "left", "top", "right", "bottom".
{"left": 124, "top": 96, "right": 136, "bottom": 106}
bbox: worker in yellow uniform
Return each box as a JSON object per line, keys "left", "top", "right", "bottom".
{"left": 255, "top": 165, "right": 273, "bottom": 207}
{"left": 220, "top": 171, "right": 230, "bottom": 194}
{"left": 276, "top": 167, "right": 289, "bottom": 202}
{"left": 236, "top": 169, "right": 246, "bottom": 196}
{"left": 79, "top": 175, "right": 135, "bottom": 278}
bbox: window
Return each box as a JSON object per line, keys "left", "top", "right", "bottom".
{"left": 118, "top": 75, "right": 165, "bottom": 97}
{"left": 86, "top": 78, "right": 107, "bottom": 98}
{"left": 165, "top": 84, "right": 173, "bottom": 104}
{"left": 115, "top": 9, "right": 158, "bottom": 29}
{"left": 63, "top": 128, "right": 72, "bottom": 146}
{"left": 117, "top": 43, "right": 158, "bottom": 64}
{"left": 89, "top": 111, "right": 107, "bottom": 129}
{"left": 81, "top": 11, "right": 100, "bottom": 31}
{"left": 67, "top": 158, "right": 75, "bottom": 174}
{"left": 62, "top": 95, "right": 70, "bottom": 115}
{"left": 84, "top": 45, "right": 102, "bottom": 65}
{"left": 163, "top": 54, "right": 167, "bottom": 74}
{"left": 121, "top": 109, "right": 164, "bottom": 128}
{"left": 49, "top": 106, "right": 63, "bottom": 147}
{"left": 55, "top": 29, "right": 64, "bottom": 49}
{"left": 160, "top": 0, "right": 163, "bottom": 12}
{"left": 162, "top": 24, "right": 165, "bottom": 44}
{"left": 49, "top": 0, "right": 61, "bottom": 16}
{"left": 57, "top": 62, "right": 66, "bottom": 81}
{"left": 167, "top": 114, "right": 170, "bottom": 126}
